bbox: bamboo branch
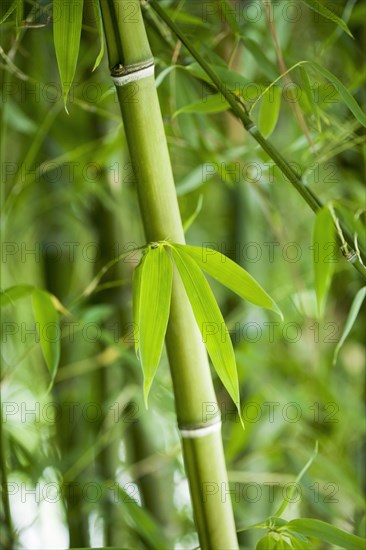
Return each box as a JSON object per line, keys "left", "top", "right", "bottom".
{"left": 147, "top": 0, "right": 366, "bottom": 281}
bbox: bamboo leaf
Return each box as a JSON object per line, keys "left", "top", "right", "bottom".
{"left": 91, "top": 0, "right": 104, "bottom": 71}
{"left": 333, "top": 286, "right": 366, "bottom": 366}
{"left": 284, "top": 519, "right": 365, "bottom": 550}
{"left": 53, "top": 0, "right": 84, "bottom": 109}
{"left": 170, "top": 246, "right": 240, "bottom": 413}
{"left": 0, "top": 284, "right": 34, "bottom": 307}
{"left": 173, "top": 244, "right": 282, "bottom": 319}
{"left": 138, "top": 246, "right": 172, "bottom": 406}
{"left": 31, "top": 289, "right": 60, "bottom": 383}
{"left": 313, "top": 206, "right": 336, "bottom": 317}
{"left": 259, "top": 85, "right": 281, "bottom": 138}
{"left": 0, "top": 0, "right": 17, "bottom": 24}
{"left": 299, "top": 66, "right": 321, "bottom": 131}
{"left": 132, "top": 252, "right": 147, "bottom": 355}
{"left": 256, "top": 534, "right": 277, "bottom": 549}
{"left": 173, "top": 93, "right": 230, "bottom": 117}
{"left": 311, "top": 62, "right": 366, "bottom": 127}
{"left": 301, "top": 0, "right": 354, "bottom": 38}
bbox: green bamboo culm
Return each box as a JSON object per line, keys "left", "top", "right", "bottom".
{"left": 99, "top": 1, "right": 239, "bottom": 548}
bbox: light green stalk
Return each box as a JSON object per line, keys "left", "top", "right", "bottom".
{"left": 99, "top": 1, "right": 239, "bottom": 547}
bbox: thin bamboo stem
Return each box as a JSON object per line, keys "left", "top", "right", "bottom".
{"left": 147, "top": 0, "right": 366, "bottom": 281}
{"left": 99, "top": 1, "right": 239, "bottom": 547}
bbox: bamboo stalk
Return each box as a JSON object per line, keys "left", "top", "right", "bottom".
{"left": 99, "top": 1, "right": 239, "bottom": 547}
{"left": 0, "top": 407, "right": 14, "bottom": 549}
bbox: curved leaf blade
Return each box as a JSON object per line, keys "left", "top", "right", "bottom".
{"left": 284, "top": 518, "right": 365, "bottom": 550}
{"left": 91, "top": 0, "right": 104, "bottom": 71}
{"left": 313, "top": 206, "right": 336, "bottom": 317}
{"left": 311, "top": 61, "right": 366, "bottom": 127}
{"left": 53, "top": 0, "right": 84, "bottom": 109}
{"left": 0, "top": 284, "right": 34, "bottom": 307}
{"left": 333, "top": 286, "right": 366, "bottom": 366}
{"left": 301, "top": 0, "right": 353, "bottom": 38}
{"left": 31, "top": 289, "right": 60, "bottom": 383}
{"left": 259, "top": 85, "right": 281, "bottom": 138}
{"left": 139, "top": 247, "right": 172, "bottom": 406}
{"left": 170, "top": 246, "right": 240, "bottom": 413}
{"left": 173, "top": 244, "right": 282, "bottom": 319}
{"left": 132, "top": 253, "right": 146, "bottom": 356}
{"left": 173, "top": 93, "right": 230, "bottom": 117}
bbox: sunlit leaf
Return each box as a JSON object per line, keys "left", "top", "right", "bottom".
{"left": 173, "top": 244, "right": 282, "bottom": 318}
{"left": 138, "top": 246, "right": 172, "bottom": 406}
{"left": 170, "top": 246, "right": 241, "bottom": 414}
{"left": 0, "top": 284, "right": 34, "bottom": 307}
{"left": 333, "top": 286, "right": 366, "bottom": 366}
{"left": 31, "top": 289, "right": 60, "bottom": 383}
{"left": 313, "top": 206, "right": 336, "bottom": 317}
{"left": 259, "top": 84, "right": 281, "bottom": 138}
{"left": 284, "top": 518, "right": 365, "bottom": 550}
{"left": 301, "top": 0, "right": 353, "bottom": 38}
{"left": 132, "top": 252, "right": 146, "bottom": 355}
{"left": 53, "top": 0, "right": 84, "bottom": 109}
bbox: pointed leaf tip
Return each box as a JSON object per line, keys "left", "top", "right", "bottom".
{"left": 173, "top": 244, "right": 283, "bottom": 320}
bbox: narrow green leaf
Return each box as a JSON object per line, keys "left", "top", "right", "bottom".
{"left": 256, "top": 534, "right": 277, "bottom": 549}
{"left": 313, "top": 206, "right": 336, "bottom": 317}
{"left": 284, "top": 518, "right": 365, "bottom": 550}
{"left": 31, "top": 289, "right": 60, "bottom": 383}
{"left": 301, "top": 0, "right": 353, "bottom": 38}
{"left": 138, "top": 246, "right": 172, "bottom": 406}
{"left": 299, "top": 66, "right": 321, "bottom": 131}
{"left": 91, "top": 0, "right": 104, "bottom": 71}
{"left": 173, "top": 93, "right": 230, "bottom": 117}
{"left": 259, "top": 85, "right": 281, "bottom": 138}
{"left": 333, "top": 286, "right": 366, "bottom": 366}
{"left": 170, "top": 246, "right": 240, "bottom": 413}
{"left": 132, "top": 253, "right": 146, "bottom": 355}
{"left": 286, "top": 533, "right": 314, "bottom": 549}
{"left": 0, "top": 0, "right": 17, "bottom": 24}
{"left": 0, "top": 285, "right": 34, "bottom": 307}
{"left": 53, "top": 0, "right": 84, "bottom": 109}
{"left": 173, "top": 244, "right": 282, "bottom": 319}
{"left": 242, "top": 38, "right": 278, "bottom": 80}
{"left": 311, "top": 62, "right": 366, "bottom": 127}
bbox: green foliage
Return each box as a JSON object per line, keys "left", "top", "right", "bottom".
{"left": 313, "top": 206, "right": 336, "bottom": 318}
{"left": 53, "top": 0, "right": 84, "bottom": 108}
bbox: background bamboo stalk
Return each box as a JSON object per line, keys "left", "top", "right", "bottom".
{"left": 99, "top": 0, "right": 239, "bottom": 546}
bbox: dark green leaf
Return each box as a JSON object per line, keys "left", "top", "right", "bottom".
{"left": 53, "top": 0, "right": 84, "bottom": 108}
{"left": 301, "top": 0, "right": 353, "bottom": 38}
{"left": 333, "top": 286, "right": 366, "bottom": 366}
{"left": 313, "top": 206, "right": 336, "bottom": 317}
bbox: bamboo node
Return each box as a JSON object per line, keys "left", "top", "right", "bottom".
{"left": 179, "top": 418, "right": 222, "bottom": 439}
{"left": 111, "top": 59, "right": 155, "bottom": 87}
